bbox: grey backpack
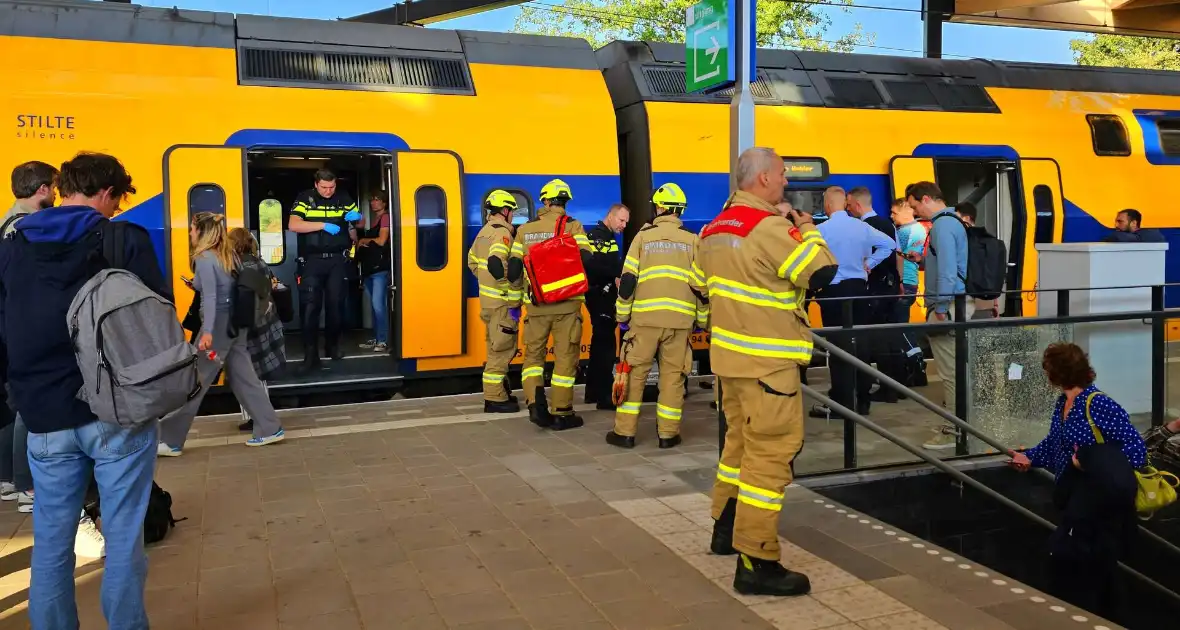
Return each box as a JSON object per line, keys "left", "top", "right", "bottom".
{"left": 67, "top": 268, "right": 201, "bottom": 428}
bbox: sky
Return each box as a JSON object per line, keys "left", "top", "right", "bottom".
{"left": 137, "top": 0, "right": 1081, "bottom": 64}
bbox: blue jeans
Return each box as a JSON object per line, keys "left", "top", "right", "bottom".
{"left": 0, "top": 413, "right": 32, "bottom": 492}
{"left": 364, "top": 271, "right": 390, "bottom": 345}
{"left": 28, "top": 419, "right": 157, "bottom": 630}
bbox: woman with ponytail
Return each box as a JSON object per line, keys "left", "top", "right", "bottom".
{"left": 158, "top": 213, "right": 284, "bottom": 455}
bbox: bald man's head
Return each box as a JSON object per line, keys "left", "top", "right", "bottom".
{"left": 823, "top": 186, "right": 846, "bottom": 216}
{"left": 735, "top": 147, "right": 785, "bottom": 205}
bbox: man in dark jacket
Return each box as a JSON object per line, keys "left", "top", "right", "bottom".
{"left": 1104, "top": 208, "right": 1165, "bottom": 244}
{"left": 0, "top": 152, "right": 167, "bottom": 630}
{"left": 583, "top": 203, "right": 629, "bottom": 409}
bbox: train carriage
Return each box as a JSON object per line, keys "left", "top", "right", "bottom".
{"left": 2, "top": 0, "right": 620, "bottom": 394}
{"left": 7, "top": 0, "right": 1180, "bottom": 399}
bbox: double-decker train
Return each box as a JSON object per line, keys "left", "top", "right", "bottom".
{"left": 4, "top": 0, "right": 1177, "bottom": 394}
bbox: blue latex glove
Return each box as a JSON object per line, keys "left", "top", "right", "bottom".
{"left": 619, "top": 323, "right": 629, "bottom": 333}
{"left": 508, "top": 307, "right": 521, "bottom": 323}
{"left": 344, "top": 210, "right": 362, "bottom": 222}
{"left": 322, "top": 223, "right": 341, "bottom": 236}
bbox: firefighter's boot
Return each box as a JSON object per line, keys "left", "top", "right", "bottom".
{"left": 658, "top": 435, "right": 682, "bottom": 449}
{"left": 734, "top": 554, "right": 811, "bottom": 597}
{"left": 550, "top": 412, "right": 583, "bottom": 431}
{"left": 605, "top": 431, "right": 635, "bottom": 449}
{"left": 529, "top": 388, "right": 554, "bottom": 428}
{"left": 710, "top": 498, "right": 736, "bottom": 555}
{"left": 484, "top": 399, "right": 520, "bottom": 414}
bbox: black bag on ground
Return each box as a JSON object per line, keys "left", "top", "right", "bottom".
{"left": 83, "top": 481, "right": 186, "bottom": 545}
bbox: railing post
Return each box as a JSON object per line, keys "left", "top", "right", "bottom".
{"left": 842, "top": 300, "right": 857, "bottom": 470}
{"left": 1152, "top": 284, "right": 1165, "bottom": 429}
{"left": 954, "top": 293, "right": 969, "bottom": 456}
{"left": 1056, "top": 289, "right": 1070, "bottom": 317}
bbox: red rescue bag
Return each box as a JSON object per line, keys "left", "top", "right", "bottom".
{"left": 523, "top": 215, "right": 588, "bottom": 305}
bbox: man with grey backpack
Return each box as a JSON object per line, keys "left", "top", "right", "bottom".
{"left": 0, "top": 152, "right": 176, "bottom": 630}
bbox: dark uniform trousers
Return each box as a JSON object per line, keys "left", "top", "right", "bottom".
{"left": 816, "top": 279, "right": 872, "bottom": 413}
{"left": 300, "top": 253, "right": 347, "bottom": 358}
{"left": 585, "top": 291, "right": 617, "bottom": 403}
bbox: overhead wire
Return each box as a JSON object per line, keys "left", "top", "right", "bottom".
{"left": 522, "top": 0, "right": 977, "bottom": 58}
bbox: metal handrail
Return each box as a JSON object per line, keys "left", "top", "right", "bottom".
{"left": 805, "top": 383, "right": 1180, "bottom": 608}
{"left": 812, "top": 334, "right": 1180, "bottom": 563}
{"left": 811, "top": 306, "right": 1167, "bottom": 336}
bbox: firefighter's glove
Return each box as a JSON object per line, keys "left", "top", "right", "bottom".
{"left": 344, "top": 211, "right": 363, "bottom": 222}
{"left": 322, "top": 223, "right": 342, "bottom": 236}
{"left": 508, "top": 307, "right": 521, "bottom": 323}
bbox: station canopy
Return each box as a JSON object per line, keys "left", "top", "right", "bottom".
{"left": 949, "top": 0, "right": 1180, "bottom": 38}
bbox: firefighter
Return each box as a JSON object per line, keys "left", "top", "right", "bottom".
{"left": 469, "top": 190, "right": 523, "bottom": 413}
{"left": 583, "top": 203, "right": 630, "bottom": 409}
{"left": 507, "top": 179, "right": 593, "bottom": 430}
{"left": 606, "top": 183, "right": 705, "bottom": 450}
{"left": 698, "top": 147, "right": 838, "bottom": 597}
{"left": 288, "top": 169, "right": 360, "bottom": 372}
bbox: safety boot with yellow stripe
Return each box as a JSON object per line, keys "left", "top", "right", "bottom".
{"left": 734, "top": 553, "right": 811, "bottom": 597}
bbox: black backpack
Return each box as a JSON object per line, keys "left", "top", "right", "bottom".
{"left": 931, "top": 214, "right": 1008, "bottom": 301}
{"left": 84, "top": 481, "right": 185, "bottom": 545}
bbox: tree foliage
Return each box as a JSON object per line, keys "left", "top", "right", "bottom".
{"left": 513, "top": 0, "right": 871, "bottom": 52}
{"left": 1070, "top": 34, "right": 1180, "bottom": 71}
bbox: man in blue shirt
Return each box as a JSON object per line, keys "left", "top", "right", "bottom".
{"left": 812, "top": 186, "right": 896, "bottom": 419}
{"left": 906, "top": 181, "right": 967, "bottom": 450}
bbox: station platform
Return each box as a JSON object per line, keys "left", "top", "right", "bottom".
{"left": 0, "top": 382, "right": 1123, "bottom": 629}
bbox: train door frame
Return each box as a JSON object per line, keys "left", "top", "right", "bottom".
{"left": 162, "top": 144, "right": 248, "bottom": 328}
{"left": 1015, "top": 157, "right": 1065, "bottom": 317}
{"left": 888, "top": 154, "right": 1030, "bottom": 317}
{"left": 389, "top": 150, "right": 468, "bottom": 361}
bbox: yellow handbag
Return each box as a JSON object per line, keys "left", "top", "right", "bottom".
{"left": 1084, "top": 391, "right": 1179, "bottom": 520}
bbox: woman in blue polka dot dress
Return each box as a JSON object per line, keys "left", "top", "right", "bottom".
{"left": 1009, "top": 343, "right": 1147, "bottom": 478}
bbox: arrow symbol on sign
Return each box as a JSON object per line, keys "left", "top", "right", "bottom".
{"left": 707, "top": 36, "right": 721, "bottom": 64}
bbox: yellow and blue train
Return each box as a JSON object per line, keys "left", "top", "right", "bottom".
{"left": 3, "top": 0, "right": 1177, "bottom": 394}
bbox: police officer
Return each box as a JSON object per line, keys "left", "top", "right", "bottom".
{"left": 469, "top": 190, "right": 523, "bottom": 413}
{"left": 288, "top": 169, "right": 360, "bottom": 372}
{"left": 507, "top": 179, "right": 592, "bottom": 430}
{"left": 583, "top": 203, "right": 629, "bottom": 409}
{"left": 606, "top": 184, "right": 705, "bottom": 450}
{"left": 698, "top": 148, "right": 837, "bottom": 597}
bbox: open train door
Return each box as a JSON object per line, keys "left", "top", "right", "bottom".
{"left": 394, "top": 151, "right": 465, "bottom": 358}
{"left": 889, "top": 156, "right": 935, "bottom": 322}
{"left": 1017, "top": 158, "right": 1064, "bottom": 317}
{"left": 163, "top": 145, "right": 246, "bottom": 325}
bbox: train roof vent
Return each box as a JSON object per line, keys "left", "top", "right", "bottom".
{"left": 240, "top": 47, "right": 473, "bottom": 94}
{"left": 882, "top": 80, "right": 939, "bottom": 109}
{"left": 826, "top": 77, "right": 884, "bottom": 108}
{"left": 642, "top": 66, "right": 776, "bottom": 100}
{"left": 930, "top": 82, "right": 994, "bottom": 111}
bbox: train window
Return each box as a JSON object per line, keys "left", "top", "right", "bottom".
{"left": 257, "top": 197, "right": 284, "bottom": 264}
{"left": 1158, "top": 118, "right": 1180, "bottom": 156}
{"left": 483, "top": 189, "right": 534, "bottom": 225}
{"left": 188, "top": 184, "right": 225, "bottom": 217}
{"left": 783, "top": 189, "right": 827, "bottom": 222}
{"left": 415, "top": 185, "right": 447, "bottom": 271}
{"left": 1086, "top": 115, "right": 1131, "bottom": 157}
{"left": 882, "top": 80, "right": 938, "bottom": 108}
{"left": 1032, "top": 184, "right": 1055, "bottom": 244}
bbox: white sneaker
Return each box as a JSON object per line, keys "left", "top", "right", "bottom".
{"left": 17, "top": 491, "right": 33, "bottom": 514}
{"left": 75, "top": 513, "right": 105, "bottom": 559}
{"left": 0, "top": 482, "right": 16, "bottom": 501}
{"left": 157, "top": 442, "right": 182, "bottom": 457}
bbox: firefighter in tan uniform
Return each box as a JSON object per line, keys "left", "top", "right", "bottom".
{"left": 606, "top": 184, "right": 707, "bottom": 450}
{"left": 507, "top": 179, "right": 592, "bottom": 430}
{"left": 698, "top": 148, "right": 838, "bottom": 597}
{"left": 468, "top": 190, "right": 524, "bottom": 414}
